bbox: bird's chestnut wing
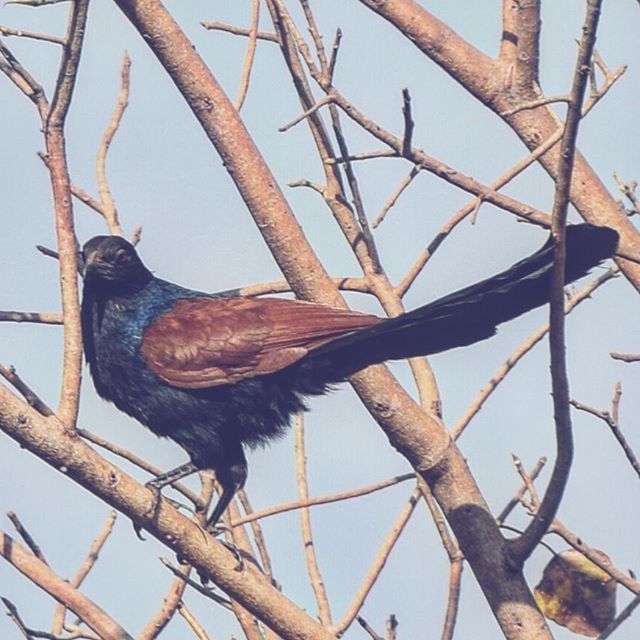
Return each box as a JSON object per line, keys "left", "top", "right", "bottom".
{"left": 140, "top": 297, "right": 382, "bottom": 388}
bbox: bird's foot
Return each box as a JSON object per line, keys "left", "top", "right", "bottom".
{"left": 206, "top": 522, "right": 230, "bottom": 537}
{"left": 218, "top": 538, "right": 244, "bottom": 571}
{"left": 144, "top": 480, "right": 164, "bottom": 518}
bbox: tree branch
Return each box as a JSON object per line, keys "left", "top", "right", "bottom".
{"left": 508, "top": 0, "right": 603, "bottom": 566}
{"left": 0, "top": 529, "right": 133, "bottom": 640}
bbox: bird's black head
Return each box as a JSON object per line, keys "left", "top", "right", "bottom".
{"left": 82, "top": 235, "right": 152, "bottom": 293}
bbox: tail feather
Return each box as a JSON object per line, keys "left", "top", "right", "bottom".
{"left": 305, "top": 224, "right": 618, "bottom": 381}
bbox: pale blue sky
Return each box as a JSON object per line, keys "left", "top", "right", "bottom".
{"left": 1, "top": 2, "right": 639, "bottom": 639}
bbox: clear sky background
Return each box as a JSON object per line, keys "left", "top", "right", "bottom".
{"left": 1, "top": 1, "right": 639, "bottom": 639}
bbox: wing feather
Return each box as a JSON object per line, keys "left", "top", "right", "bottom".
{"left": 141, "top": 297, "right": 381, "bottom": 388}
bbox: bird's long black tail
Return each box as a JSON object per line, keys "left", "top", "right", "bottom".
{"left": 304, "top": 224, "right": 618, "bottom": 382}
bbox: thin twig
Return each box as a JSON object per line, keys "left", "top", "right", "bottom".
{"left": 334, "top": 488, "right": 420, "bottom": 635}
{"left": 201, "top": 21, "right": 278, "bottom": 43}
{"left": 373, "top": 164, "right": 421, "bottom": 228}
{"left": 508, "top": 0, "right": 603, "bottom": 567}
{"left": 396, "top": 53, "right": 624, "bottom": 297}
{"left": 0, "top": 40, "right": 48, "bottom": 118}
{"left": 294, "top": 415, "right": 332, "bottom": 625}
{"left": 137, "top": 563, "right": 190, "bottom": 640}
{"left": 597, "top": 594, "right": 640, "bottom": 639}
{"left": 0, "top": 364, "right": 54, "bottom": 416}
{"left": 357, "top": 617, "right": 384, "bottom": 640}
{"left": 400, "top": 88, "right": 413, "bottom": 156}
{"left": 512, "top": 454, "right": 540, "bottom": 508}
{"left": 159, "top": 558, "right": 233, "bottom": 609}
{"left": 549, "top": 520, "right": 640, "bottom": 595}
{"left": 231, "top": 472, "right": 415, "bottom": 527}
{"left": 571, "top": 384, "right": 640, "bottom": 480}
{"left": 178, "top": 603, "right": 211, "bottom": 640}
{"left": 613, "top": 172, "right": 639, "bottom": 217}
{"left": 237, "top": 490, "right": 274, "bottom": 580}
{"left": 51, "top": 511, "right": 117, "bottom": 636}
{"left": 610, "top": 351, "right": 640, "bottom": 363}
{"left": 386, "top": 614, "right": 398, "bottom": 640}
{"left": 500, "top": 94, "right": 570, "bottom": 117}
{"left": 36, "top": 243, "right": 61, "bottom": 260}
{"left": 441, "top": 558, "right": 463, "bottom": 640}
{"left": 417, "top": 480, "right": 463, "bottom": 640}
{"left": 46, "top": 0, "right": 90, "bottom": 430}
{"left": 235, "top": 0, "right": 260, "bottom": 111}
{"left": 496, "top": 457, "right": 547, "bottom": 525}
{"left": 1, "top": 597, "right": 97, "bottom": 640}
{"left": 7, "top": 512, "right": 49, "bottom": 564}
{"left": 38, "top": 152, "right": 109, "bottom": 218}
{"left": 279, "top": 95, "right": 333, "bottom": 132}
{"left": 0, "top": 530, "right": 133, "bottom": 639}
{"left": 327, "top": 28, "right": 342, "bottom": 82}
{"left": 326, "top": 149, "right": 397, "bottom": 164}
{"left": 96, "top": 53, "right": 130, "bottom": 235}
{"left": 0, "top": 311, "right": 63, "bottom": 324}
{"left": 237, "top": 275, "right": 369, "bottom": 296}
{"left": 0, "top": 25, "right": 65, "bottom": 46}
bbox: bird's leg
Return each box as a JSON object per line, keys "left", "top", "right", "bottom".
{"left": 145, "top": 461, "right": 198, "bottom": 516}
{"left": 207, "top": 450, "right": 248, "bottom": 532}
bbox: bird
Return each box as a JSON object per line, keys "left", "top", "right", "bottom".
{"left": 81, "top": 224, "right": 618, "bottom": 528}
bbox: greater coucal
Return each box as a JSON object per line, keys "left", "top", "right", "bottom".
{"left": 81, "top": 224, "right": 618, "bottom": 527}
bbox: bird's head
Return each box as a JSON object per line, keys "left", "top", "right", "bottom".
{"left": 82, "top": 235, "right": 152, "bottom": 292}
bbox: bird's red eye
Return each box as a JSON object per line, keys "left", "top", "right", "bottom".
{"left": 115, "top": 250, "right": 131, "bottom": 265}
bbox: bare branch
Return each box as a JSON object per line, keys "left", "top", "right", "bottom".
{"left": 496, "top": 457, "right": 547, "bottom": 525}
{"left": 610, "top": 351, "right": 640, "bottom": 363}
{"left": 441, "top": 558, "right": 463, "bottom": 640}
{"left": 357, "top": 616, "right": 384, "bottom": 640}
{"left": 356, "top": 0, "right": 640, "bottom": 290}
{"left": 0, "top": 530, "right": 133, "bottom": 639}
{"left": 373, "top": 164, "right": 421, "bottom": 228}
{"left": 0, "top": 24, "right": 65, "bottom": 46}
{"left": 571, "top": 383, "right": 640, "bottom": 480}
{"left": 0, "top": 310, "right": 62, "bottom": 324}
{"left": 46, "top": 0, "right": 90, "bottom": 429}
{"left": 0, "top": 364, "right": 54, "bottom": 416}
{"left": 294, "top": 415, "right": 332, "bottom": 625}
{"left": 549, "top": 520, "right": 640, "bottom": 595}
{"left": 597, "top": 594, "right": 640, "bottom": 640}
{"left": 237, "top": 275, "right": 370, "bottom": 296}
{"left": 96, "top": 53, "right": 130, "bottom": 236}
{"left": 231, "top": 472, "right": 415, "bottom": 527}
{"left": 7, "top": 511, "right": 49, "bottom": 564}
{"left": 500, "top": 95, "right": 570, "bottom": 117}
{"left": 400, "top": 88, "right": 413, "bottom": 156}
{"left": 159, "top": 559, "right": 232, "bottom": 609}
{"left": 137, "top": 563, "right": 190, "bottom": 640}
{"left": 335, "top": 488, "right": 420, "bottom": 635}
{"left": 508, "top": 0, "right": 603, "bottom": 566}
{"left": 236, "top": 490, "right": 274, "bottom": 579}
{"left": 234, "top": 0, "right": 260, "bottom": 111}
{"left": 0, "top": 40, "right": 48, "bottom": 118}
{"left": 52, "top": 512, "right": 118, "bottom": 636}
{"left": 201, "top": 21, "right": 278, "bottom": 43}
{"left": 178, "top": 603, "right": 211, "bottom": 640}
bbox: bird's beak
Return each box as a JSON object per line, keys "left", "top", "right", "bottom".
{"left": 82, "top": 251, "right": 100, "bottom": 278}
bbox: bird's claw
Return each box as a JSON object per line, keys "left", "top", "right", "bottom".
{"left": 144, "top": 481, "right": 163, "bottom": 518}
{"left": 218, "top": 538, "right": 244, "bottom": 571}
{"left": 206, "top": 522, "right": 230, "bottom": 537}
